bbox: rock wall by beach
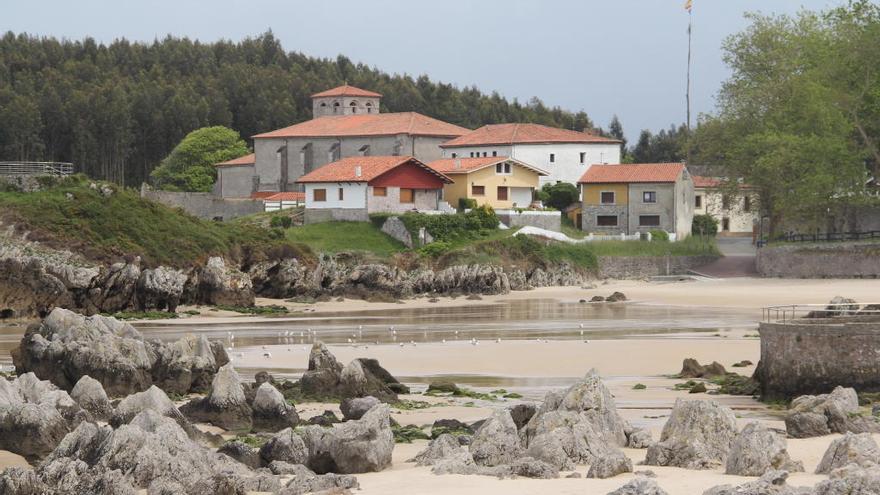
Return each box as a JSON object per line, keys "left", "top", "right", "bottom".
{"left": 756, "top": 317, "right": 880, "bottom": 400}
{"left": 597, "top": 255, "right": 718, "bottom": 279}
{"left": 756, "top": 242, "right": 880, "bottom": 278}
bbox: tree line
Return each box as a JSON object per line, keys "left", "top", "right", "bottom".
{"left": 0, "top": 31, "right": 603, "bottom": 186}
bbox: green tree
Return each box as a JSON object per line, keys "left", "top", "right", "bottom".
{"left": 150, "top": 126, "right": 249, "bottom": 192}
{"left": 540, "top": 182, "right": 579, "bottom": 210}
{"left": 631, "top": 124, "right": 688, "bottom": 163}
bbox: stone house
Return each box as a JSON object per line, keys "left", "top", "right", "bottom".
{"left": 439, "top": 123, "right": 621, "bottom": 186}
{"left": 296, "top": 156, "right": 453, "bottom": 224}
{"left": 426, "top": 156, "right": 547, "bottom": 209}
{"left": 214, "top": 85, "right": 469, "bottom": 198}
{"left": 578, "top": 163, "right": 694, "bottom": 238}
{"left": 693, "top": 176, "right": 758, "bottom": 237}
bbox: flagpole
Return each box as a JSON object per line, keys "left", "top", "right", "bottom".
{"left": 686, "top": 2, "right": 693, "bottom": 165}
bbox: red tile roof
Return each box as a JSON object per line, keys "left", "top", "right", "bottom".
{"left": 253, "top": 113, "right": 470, "bottom": 139}
{"left": 264, "top": 192, "right": 305, "bottom": 201}
{"left": 296, "top": 156, "right": 453, "bottom": 184}
{"left": 441, "top": 123, "right": 621, "bottom": 147}
{"left": 692, "top": 175, "right": 721, "bottom": 188}
{"left": 578, "top": 163, "right": 686, "bottom": 184}
{"left": 215, "top": 153, "right": 255, "bottom": 168}
{"left": 427, "top": 157, "right": 548, "bottom": 176}
{"left": 311, "top": 85, "right": 382, "bottom": 98}
{"left": 250, "top": 191, "right": 277, "bottom": 199}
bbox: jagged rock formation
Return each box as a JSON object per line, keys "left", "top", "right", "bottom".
{"left": 194, "top": 257, "right": 254, "bottom": 306}
{"left": 180, "top": 363, "right": 252, "bottom": 431}
{"left": 785, "top": 387, "right": 880, "bottom": 438}
{"left": 725, "top": 422, "right": 803, "bottom": 476}
{"left": 69, "top": 375, "right": 112, "bottom": 421}
{"left": 298, "top": 404, "right": 394, "bottom": 474}
{"left": 815, "top": 432, "right": 880, "bottom": 474}
{"left": 12, "top": 308, "right": 228, "bottom": 396}
{"left": 587, "top": 452, "right": 633, "bottom": 479}
{"left": 470, "top": 409, "right": 524, "bottom": 467}
{"left": 703, "top": 470, "right": 811, "bottom": 495}
{"left": 607, "top": 477, "right": 669, "bottom": 495}
{"left": 644, "top": 399, "right": 738, "bottom": 469}
{"left": 298, "top": 342, "right": 403, "bottom": 402}
{"left": 251, "top": 382, "right": 299, "bottom": 432}
{"left": 340, "top": 396, "right": 380, "bottom": 421}
{"left": 813, "top": 464, "right": 880, "bottom": 495}
{"left": 679, "top": 358, "right": 727, "bottom": 378}
{"left": 110, "top": 385, "right": 187, "bottom": 427}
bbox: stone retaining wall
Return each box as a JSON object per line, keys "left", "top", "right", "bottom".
{"left": 141, "top": 188, "right": 263, "bottom": 220}
{"left": 756, "top": 317, "right": 880, "bottom": 400}
{"left": 495, "top": 210, "right": 562, "bottom": 232}
{"left": 597, "top": 255, "right": 717, "bottom": 279}
{"left": 756, "top": 242, "right": 880, "bottom": 278}
{"left": 304, "top": 208, "right": 369, "bottom": 224}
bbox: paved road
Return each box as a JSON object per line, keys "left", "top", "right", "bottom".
{"left": 697, "top": 237, "right": 758, "bottom": 278}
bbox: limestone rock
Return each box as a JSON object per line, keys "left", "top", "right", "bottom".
{"left": 258, "top": 427, "right": 309, "bottom": 466}
{"left": 607, "top": 476, "right": 670, "bottom": 495}
{"left": 408, "top": 433, "right": 474, "bottom": 467}
{"left": 726, "top": 422, "right": 803, "bottom": 476}
{"left": 505, "top": 457, "right": 559, "bottom": 479}
{"left": 785, "top": 387, "right": 878, "bottom": 438}
{"left": 137, "top": 266, "right": 187, "bottom": 313}
{"left": 197, "top": 257, "right": 254, "bottom": 306}
{"left": 299, "top": 342, "right": 344, "bottom": 398}
{"left": 0, "top": 467, "right": 48, "bottom": 495}
{"left": 276, "top": 464, "right": 359, "bottom": 495}
{"left": 111, "top": 385, "right": 186, "bottom": 428}
{"left": 813, "top": 464, "right": 880, "bottom": 495}
{"left": 587, "top": 452, "right": 633, "bottom": 479}
{"left": 70, "top": 375, "right": 113, "bottom": 420}
{"left": 703, "top": 469, "right": 811, "bottom": 495}
{"left": 151, "top": 333, "right": 227, "bottom": 395}
{"left": 299, "top": 343, "right": 403, "bottom": 402}
{"left": 340, "top": 396, "right": 380, "bottom": 421}
{"left": 217, "top": 440, "right": 261, "bottom": 469}
{"left": 470, "top": 409, "right": 523, "bottom": 467}
{"left": 680, "top": 358, "right": 727, "bottom": 378}
{"left": 180, "top": 363, "right": 252, "bottom": 431}
{"left": 252, "top": 382, "right": 298, "bottom": 432}
{"left": 815, "top": 432, "right": 880, "bottom": 474}
{"left": 626, "top": 427, "right": 654, "bottom": 449}
{"left": 299, "top": 404, "right": 394, "bottom": 474}
{"left": 339, "top": 359, "right": 397, "bottom": 403}
{"left": 644, "top": 399, "right": 738, "bottom": 469}
{"left": 509, "top": 402, "right": 537, "bottom": 430}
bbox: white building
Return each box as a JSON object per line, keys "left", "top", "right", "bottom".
{"left": 439, "top": 123, "right": 622, "bottom": 186}
{"left": 693, "top": 176, "right": 759, "bottom": 237}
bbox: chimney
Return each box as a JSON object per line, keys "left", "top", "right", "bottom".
{"left": 355, "top": 165, "right": 362, "bottom": 178}
{"left": 454, "top": 158, "right": 462, "bottom": 170}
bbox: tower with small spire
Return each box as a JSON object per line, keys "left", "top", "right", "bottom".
{"left": 311, "top": 84, "right": 382, "bottom": 118}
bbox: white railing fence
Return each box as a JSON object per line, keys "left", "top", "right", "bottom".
{"left": 0, "top": 162, "right": 74, "bottom": 177}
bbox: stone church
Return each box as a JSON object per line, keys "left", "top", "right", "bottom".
{"left": 214, "top": 85, "right": 470, "bottom": 198}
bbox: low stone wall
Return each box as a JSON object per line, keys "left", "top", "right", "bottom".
{"left": 756, "top": 242, "right": 880, "bottom": 278}
{"left": 597, "top": 255, "right": 718, "bottom": 279}
{"left": 141, "top": 188, "right": 263, "bottom": 220}
{"left": 757, "top": 317, "right": 880, "bottom": 400}
{"left": 496, "top": 210, "right": 562, "bottom": 232}
{"left": 304, "top": 208, "right": 369, "bottom": 224}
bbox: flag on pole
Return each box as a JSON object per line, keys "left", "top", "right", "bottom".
{"left": 684, "top": 0, "right": 692, "bottom": 12}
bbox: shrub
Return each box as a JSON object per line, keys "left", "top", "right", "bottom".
{"left": 458, "top": 197, "right": 478, "bottom": 211}
{"left": 150, "top": 126, "right": 249, "bottom": 192}
{"left": 540, "top": 182, "right": 579, "bottom": 210}
{"left": 649, "top": 229, "right": 670, "bottom": 241}
{"left": 269, "top": 216, "right": 292, "bottom": 229}
{"left": 368, "top": 213, "right": 395, "bottom": 229}
{"left": 692, "top": 214, "right": 719, "bottom": 236}
{"left": 418, "top": 241, "right": 452, "bottom": 257}
{"left": 400, "top": 207, "right": 499, "bottom": 242}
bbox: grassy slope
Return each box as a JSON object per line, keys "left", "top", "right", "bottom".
{"left": 0, "top": 176, "right": 307, "bottom": 267}
{"left": 284, "top": 222, "right": 406, "bottom": 258}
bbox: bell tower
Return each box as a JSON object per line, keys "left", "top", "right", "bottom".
{"left": 311, "top": 84, "right": 382, "bottom": 118}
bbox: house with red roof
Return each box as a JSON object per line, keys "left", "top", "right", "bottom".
{"left": 427, "top": 156, "right": 547, "bottom": 209}
{"left": 578, "top": 163, "right": 694, "bottom": 238}
{"left": 693, "top": 176, "right": 759, "bottom": 236}
{"left": 440, "top": 123, "right": 622, "bottom": 186}
{"left": 295, "top": 156, "right": 453, "bottom": 224}
{"left": 214, "top": 84, "right": 469, "bottom": 199}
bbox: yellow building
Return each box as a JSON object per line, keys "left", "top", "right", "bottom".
{"left": 427, "top": 157, "right": 547, "bottom": 209}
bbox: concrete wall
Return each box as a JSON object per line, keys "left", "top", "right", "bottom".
{"left": 695, "top": 188, "right": 758, "bottom": 235}
{"left": 216, "top": 164, "right": 257, "bottom": 198}
{"left": 304, "top": 208, "right": 369, "bottom": 224}
{"left": 496, "top": 210, "right": 561, "bottom": 232}
{"left": 141, "top": 189, "right": 263, "bottom": 220}
{"left": 581, "top": 204, "right": 629, "bottom": 233}
{"left": 757, "top": 242, "right": 880, "bottom": 278}
{"left": 672, "top": 173, "right": 695, "bottom": 239}
{"left": 597, "top": 255, "right": 717, "bottom": 279}
{"left": 627, "top": 182, "right": 677, "bottom": 235}
{"left": 304, "top": 183, "right": 368, "bottom": 210}
{"left": 757, "top": 318, "right": 880, "bottom": 399}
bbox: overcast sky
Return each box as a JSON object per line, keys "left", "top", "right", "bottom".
{"left": 3, "top": 0, "right": 840, "bottom": 139}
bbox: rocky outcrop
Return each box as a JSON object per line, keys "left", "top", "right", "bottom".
{"left": 340, "top": 396, "right": 380, "bottom": 421}
{"left": 726, "top": 422, "right": 803, "bottom": 476}
{"left": 679, "top": 358, "right": 727, "bottom": 378}
{"left": 110, "top": 385, "right": 187, "bottom": 427}
{"left": 815, "top": 432, "right": 880, "bottom": 474}
{"left": 607, "top": 476, "right": 669, "bottom": 495}
{"left": 298, "top": 343, "right": 403, "bottom": 402}
{"left": 195, "top": 257, "right": 254, "bottom": 306}
{"left": 251, "top": 382, "right": 298, "bottom": 432}
{"left": 409, "top": 433, "right": 474, "bottom": 468}
{"left": 274, "top": 464, "right": 359, "bottom": 495}
{"left": 69, "top": 375, "right": 113, "bottom": 420}
{"left": 644, "top": 399, "right": 738, "bottom": 469}
{"left": 299, "top": 404, "right": 394, "bottom": 474}
{"left": 470, "top": 409, "right": 524, "bottom": 467}
{"left": 587, "top": 452, "right": 633, "bottom": 479}
{"left": 259, "top": 427, "right": 309, "bottom": 466}
{"left": 814, "top": 464, "right": 880, "bottom": 495}
{"left": 218, "top": 441, "right": 261, "bottom": 469}
{"left": 12, "top": 308, "right": 228, "bottom": 396}
{"left": 180, "top": 363, "right": 252, "bottom": 431}
{"left": 137, "top": 266, "right": 187, "bottom": 312}
{"left": 703, "top": 470, "right": 811, "bottom": 495}
{"left": 785, "top": 387, "right": 879, "bottom": 438}
{"left": 521, "top": 370, "right": 628, "bottom": 469}
{"left": 0, "top": 372, "right": 85, "bottom": 460}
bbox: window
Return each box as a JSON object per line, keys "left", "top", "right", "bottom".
{"left": 373, "top": 187, "right": 387, "bottom": 197}
{"left": 470, "top": 152, "right": 475, "bottom": 158}
{"left": 359, "top": 144, "right": 370, "bottom": 156}
{"left": 320, "top": 102, "right": 327, "bottom": 107}
{"left": 722, "top": 195, "right": 731, "bottom": 210}
{"left": 639, "top": 215, "right": 661, "bottom": 227}
{"left": 695, "top": 195, "right": 702, "bottom": 208}
{"left": 350, "top": 101, "right": 358, "bottom": 114}
{"left": 333, "top": 102, "right": 340, "bottom": 114}
{"left": 313, "top": 188, "right": 326, "bottom": 202}
{"left": 482, "top": 151, "right": 488, "bottom": 157}
{"left": 600, "top": 191, "right": 615, "bottom": 204}
{"left": 451, "top": 153, "right": 457, "bottom": 158}
{"left": 472, "top": 185, "right": 485, "bottom": 196}
{"left": 597, "top": 215, "right": 618, "bottom": 226}
{"left": 549, "top": 153, "right": 555, "bottom": 163}
{"left": 722, "top": 218, "right": 730, "bottom": 231}
{"left": 366, "top": 102, "right": 372, "bottom": 113}
{"left": 579, "top": 152, "right": 586, "bottom": 164}
{"left": 497, "top": 186, "right": 508, "bottom": 201}
{"left": 338, "top": 188, "right": 344, "bottom": 201}
{"left": 492, "top": 151, "right": 498, "bottom": 157}
{"left": 743, "top": 195, "right": 751, "bottom": 212}
{"left": 495, "top": 162, "right": 511, "bottom": 174}
{"left": 400, "top": 188, "right": 415, "bottom": 203}
{"left": 642, "top": 191, "right": 657, "bottom": 203}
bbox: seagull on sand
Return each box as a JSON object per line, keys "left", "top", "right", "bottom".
{"left": 263, "top": 352, "right": 272, "bottom": 358}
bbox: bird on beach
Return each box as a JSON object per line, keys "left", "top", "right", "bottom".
{"left": 399, "top": 343, "right": 404, "bottom": 348}
{"left": 263, "top": 352, "right": 272, "bottom": 358}
{"left": 442, "top": 339, "right": 446, "bottom": 344}
{"left": 496, "top": 338, "right": 501, "bottom": 343}
{"left": 579, "top": 323, "right": 584, "bottom": 329}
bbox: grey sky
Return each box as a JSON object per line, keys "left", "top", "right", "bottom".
{"left": 3, "top": 0, "right": 840, "bottom": 140}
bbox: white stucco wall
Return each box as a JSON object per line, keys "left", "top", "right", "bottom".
{"left": 695, "top": 188, "right": 758, "bottom": 234}
{"left": 304, "top": 183, "right": 367, "bottom": 209}
{"left": 510, "top": 187, "right": 533, "bottom": 206}
{"left": 441, "top": 142, "right": 621, "bottom": 185}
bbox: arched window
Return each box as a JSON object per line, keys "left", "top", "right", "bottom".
{"left": 350, "top": 101, "right": 358, "bottom": 114}
{"left": 320, "top": 102, "right": 327, "bottom": 107}
{"left": 365, "top": 102, "right": 372, "bottom": 113}
{"left": 333, "top": 101, "right": 340, "bottom": 114}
